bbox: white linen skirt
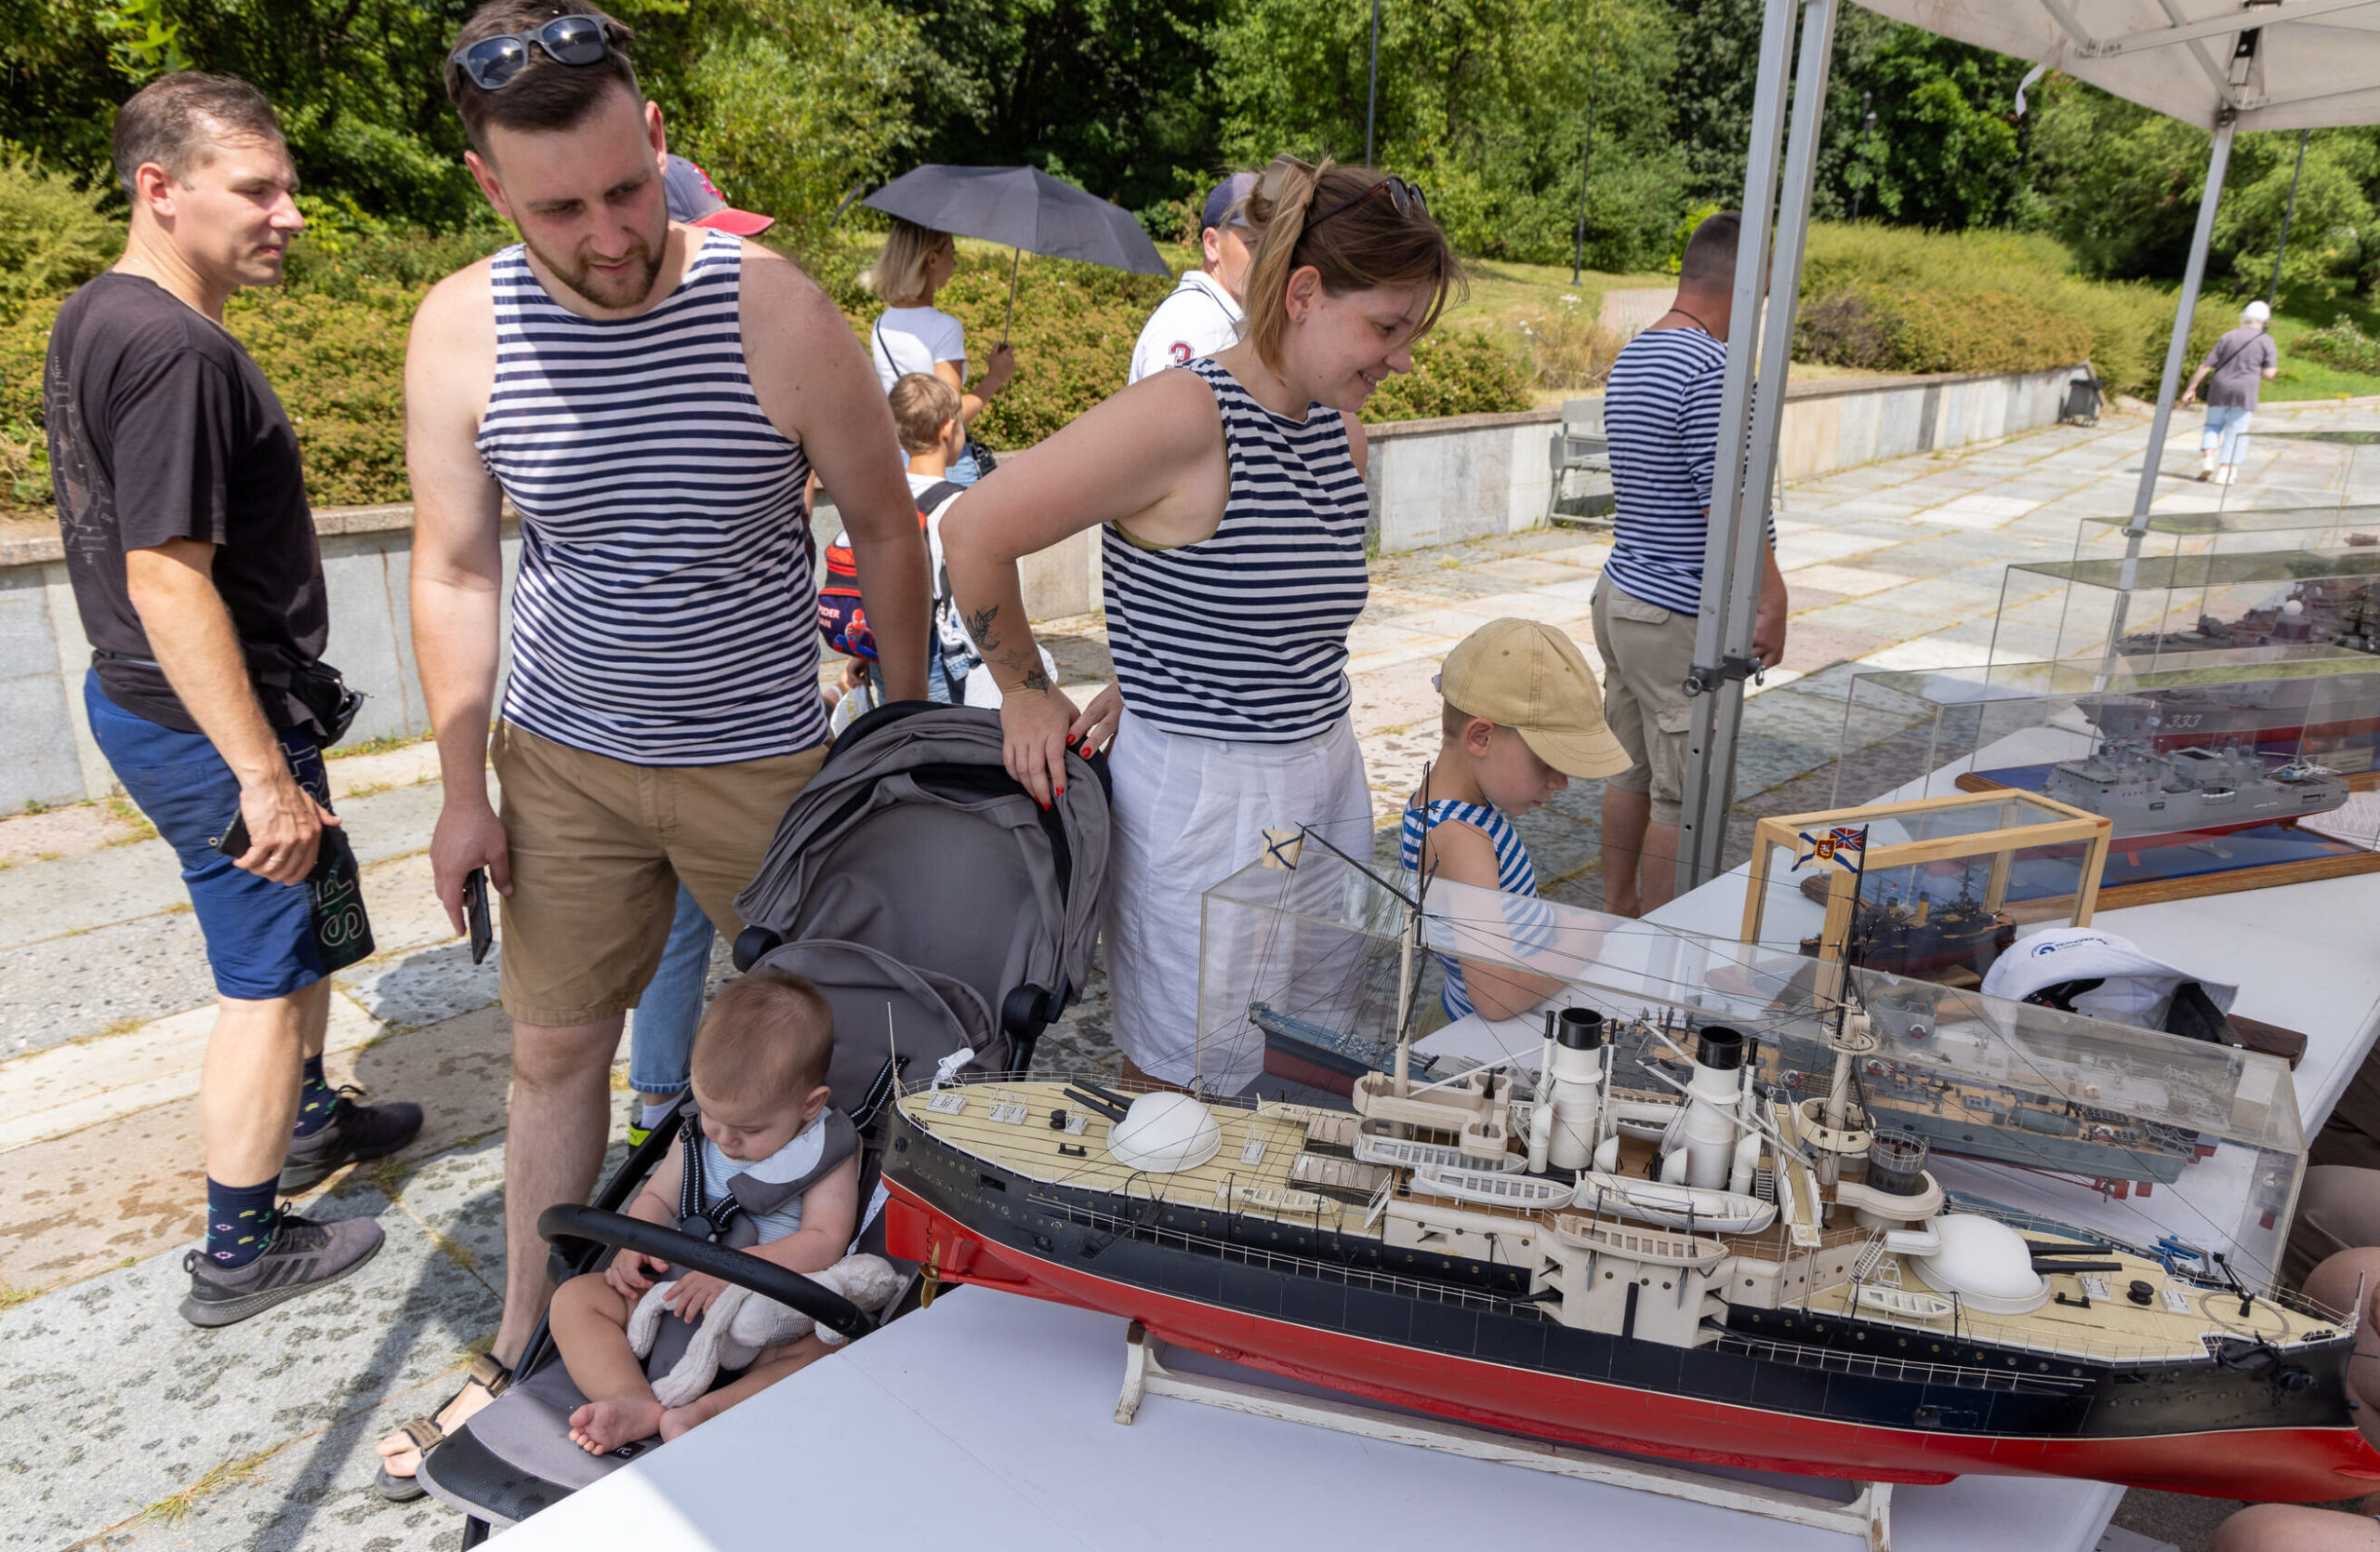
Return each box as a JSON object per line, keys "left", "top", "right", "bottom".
{"left": 1103, "top": 710, "right": 1371, "bottom": 1090}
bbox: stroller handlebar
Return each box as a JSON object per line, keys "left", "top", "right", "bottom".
{"left": 537, "top": 1203, "right": 877, "bottom": 1342}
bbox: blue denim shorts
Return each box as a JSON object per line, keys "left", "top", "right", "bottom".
{"left": 85, "top": 671, "right": 332, "bottom": 1001}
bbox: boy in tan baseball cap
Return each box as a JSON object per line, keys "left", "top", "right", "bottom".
{"left": 1399, "top": 618, "right": 1631, "bottom": 1023}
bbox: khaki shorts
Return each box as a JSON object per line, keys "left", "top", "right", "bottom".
{"left": 1591, "top": 577, "right": 1699, "bottom": 828}
{"left": 491, "top": 721, "right": 827, "bottom": 1028}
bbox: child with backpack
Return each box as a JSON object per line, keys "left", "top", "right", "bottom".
{"left": 819, "top": 374, "right": 980, "bottom": 711}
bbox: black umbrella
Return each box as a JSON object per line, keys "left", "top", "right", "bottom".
{"left": 860, "top": 165, "right": 1170, "bottom": 343}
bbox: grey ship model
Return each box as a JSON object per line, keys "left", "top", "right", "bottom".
{"left": 2041, "top": 738, "right": 2347, "bottom": 851}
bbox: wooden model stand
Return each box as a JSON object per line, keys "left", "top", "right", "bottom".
{"left": 1114, "top": 1321, "right": 1897, "bottom": 1551}
{"left": 1742, "top": 790, "right": 2114, "bottom": 1000}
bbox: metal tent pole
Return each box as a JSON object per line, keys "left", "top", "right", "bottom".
{"left": 2123, "top": 113, "right": 2237, "bottom": 552}
{"left": 1677, "top": 0, "right": 1833, "bottom": 892}
{"left": 2268, "top": 127, "right": 2310, "bottom": 306}
{"left": 1366, "top": 0, "right": 1382, "bottom": 166}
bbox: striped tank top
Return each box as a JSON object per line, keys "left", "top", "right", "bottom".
{"left": 1400, "top": 797, "right": 1555, "bottom": 1020}
{"left": 477, "top": 228, "right": 823, "bottom": 764}
{"left": 1100, "top": 357, "right": 1369, "bottom": 741}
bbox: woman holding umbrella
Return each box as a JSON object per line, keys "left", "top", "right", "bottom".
{"left": 863, "top": 219, "right": 1016, "bottom": 485}
{"left": 942, "top": 157, "right": 1462, "bottom": 1091}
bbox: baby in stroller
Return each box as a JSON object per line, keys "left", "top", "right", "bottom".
{"left": 549, "top": 969, "right": 857, "bottom": 1453}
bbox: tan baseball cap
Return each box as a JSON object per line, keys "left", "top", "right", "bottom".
{"left": 1439, "top": 618, "right": 1633, "bottom": 780}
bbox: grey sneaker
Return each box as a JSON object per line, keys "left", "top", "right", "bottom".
{"left": 179, "top": 1212, "right": 384, "bottom": 1328}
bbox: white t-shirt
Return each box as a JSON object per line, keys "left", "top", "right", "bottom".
{"left": 871, "top": 306, "right": 967, "bottom": 392}
{"left": 1128, "top": 271, "right": 1244, "bottom": 384}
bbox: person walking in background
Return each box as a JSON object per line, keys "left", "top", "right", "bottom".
{"left": 46, "top": 73, "right": 422, "bottom": 1328}
{"left": 1594, "top": 210, "right": 1787, "bottom": 919}
{"left": 1127, "top": 172, "right": 1258, "bottom": 384}
{"left": 380, "top": 0, "right": 928, "bottom": 1495}
{"left": 862, "top": 218, "right": 1014, "bottom": 485}
{"left": 2182, "top": 298, "right": 2281, "bottom": 486}
{"left": 944, "top": 155, "right": 1462, "bottom": 1091}
{"left": 619, "top": 153, "right": 785, "bottom": 1152}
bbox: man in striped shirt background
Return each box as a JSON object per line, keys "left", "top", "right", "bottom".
{"left": 1590, "top": 211, "right": 1788, "bottom": 918}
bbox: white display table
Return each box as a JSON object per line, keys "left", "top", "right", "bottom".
{"left": 494, "top": 1289, "right": 2124, "bottom": 1552}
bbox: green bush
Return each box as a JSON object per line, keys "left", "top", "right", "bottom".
{"left": 2296, "top": 314, "right": 2380, "bottom": 376}
{"left": 1797, "top": 223, "right": 2179, "bottom": 395}
{"left": 0, "top": 146, "right": 121, "bottom": 320}
{"left": 1794, "top": 285, "right": 2096, "bottom": 377}
{"left": 1361, "top": 328, "right": 1536, "bottom": 421}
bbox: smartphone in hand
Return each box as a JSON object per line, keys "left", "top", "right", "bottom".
{"left": 464, "top": 867, "right": 493, "bottom": 965}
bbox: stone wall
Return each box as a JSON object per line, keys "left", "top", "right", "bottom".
{"left": 0, "top": 359, "right": 2083, "bottom": 811}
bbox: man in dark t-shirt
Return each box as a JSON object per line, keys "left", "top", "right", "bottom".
{"left": 48, "top": 73, "right": 419, "bottom": 1327}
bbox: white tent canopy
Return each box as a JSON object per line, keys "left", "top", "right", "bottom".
{"left": 1673, "top": 0, "right": 2380, "bottom": 893}
{"left": 1857, "top": 0, "right": 2380, "bottom": 131}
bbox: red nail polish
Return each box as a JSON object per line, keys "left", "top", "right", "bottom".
{"left": 1056, "top": 786, "right": 1066, "bottom": 798}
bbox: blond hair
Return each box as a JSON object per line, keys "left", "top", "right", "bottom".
{"left": 861, "top": 219, "right": 950, "bottom": 308}
{"left": 1240, "top": 157, "right": 1464, "bottom": 375}
{"left": 889, "top": 372, "right": 963, "bottom": 454}
{"left": 690, "top": 968, "right": 835, "bottom": 1108}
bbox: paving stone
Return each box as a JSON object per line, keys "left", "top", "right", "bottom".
{"left": 0, "top": 1182, "right": 499, "bottom": 1542}
{"left": 337, "top": 943, "right": 500, "bottom": 1032}
{"left": 0, "top": 909, "right": 216, "bottom": 1057}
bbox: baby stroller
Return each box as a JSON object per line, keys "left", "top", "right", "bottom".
{"left": 417, "top": 705, "right": 1108, "bottom": 1539}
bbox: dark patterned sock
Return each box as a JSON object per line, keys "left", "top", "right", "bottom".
{"left": 205, "top": 1177, "right": 281, "bottom": 1268}
{"left": 293, "top": 1054, "right": 339, "bottom": 1138}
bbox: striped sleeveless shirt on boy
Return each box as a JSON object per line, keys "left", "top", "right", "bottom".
{"left": 1400, "top": 797, "right": 1556, "bottom": 1020}
{"left": 477, "top": 228, "right": 823, "bottom": 765}
{"left": 1100, "top": 356, "right": 1369, "bottom": 740}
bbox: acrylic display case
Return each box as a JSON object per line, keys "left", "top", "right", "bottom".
{"left": 1740, "top": 790, "right": 2111, "bottom": 993}
{"left": 1195, "top": 846, "right": 2307, "bottom": 1292}
{"left": 1990, "top": 545, "right": 2380, "bottom": 668}
{"left": 1829, "top": 646, "right": 2380, "bottom": 908}
{"left": 2067, "top": 506, "right": 2380, "bottom": 567}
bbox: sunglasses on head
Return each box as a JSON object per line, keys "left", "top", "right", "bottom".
{"left": 450, "top": 13, "right": 615, "bottom": 92}
{"left": 1260, "top": 155, "right": 1430, "bottom": 232}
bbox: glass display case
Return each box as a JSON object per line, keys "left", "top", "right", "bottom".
{"left": 2068, "top": 506, "right": 2380, "bottom": 567}
{"left": 1740, "top": 789, "right": 2110, "bottom": 992}
{"left": 1990, "top": 545, "right": 2380, "bottom": 667}
{"left": 1829, "top": 647, "right": 2380, "bottom": 907}
{"left": 1196, "top": 846, "right": 2307, "bottom": 1292}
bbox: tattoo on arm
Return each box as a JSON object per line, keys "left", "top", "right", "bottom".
{"left": 965, "top": 604, "right": 999, "bottom": 652}
{"left": 1022, "top": 666, "right": 1051, "bottom": 694}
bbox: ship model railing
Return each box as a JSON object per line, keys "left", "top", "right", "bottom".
{"left": 1027, "top": 1194, "right": 1536, "bottom": 1317}
{"left": 1701, "top": 1324, "right": 2094, "bottom": 1396}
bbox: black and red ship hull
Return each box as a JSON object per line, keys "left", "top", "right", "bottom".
{"left": 884, "top": 1112, "right": 2380, "bottom": 1502}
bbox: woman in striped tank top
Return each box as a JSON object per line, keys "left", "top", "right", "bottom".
{"left": 943, "top": 158, "right": 1462, "bottom": 1091}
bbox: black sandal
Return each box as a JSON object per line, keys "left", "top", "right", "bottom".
{"left": 374, "top": 1352, "right": 511, "bottom": 1502}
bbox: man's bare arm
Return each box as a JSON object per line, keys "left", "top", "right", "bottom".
{"left": 126, "top": 539, "right": 332, "bottom": 884}
{"left": 404, "top": 263, "right": 511, "bottom": 932}
{"left": 744, "top": 248, "right": 930, "bottom": 703}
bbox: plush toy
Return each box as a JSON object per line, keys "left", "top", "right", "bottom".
{"left": 626, "top": 1253, "right": 905, "bottom": 1409}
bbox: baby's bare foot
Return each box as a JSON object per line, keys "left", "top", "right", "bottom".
{"left": 567, "top": 1394, "right": 664, "bottom": 1455}
{"left": 658, "top": 1403, "right": 707, "bottom": 1443}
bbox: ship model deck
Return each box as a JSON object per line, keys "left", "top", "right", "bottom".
{"left": 883, "top": 1003, "right": 2379, "bottom": 1499}
{"left": 2041, "top": 737, "right": 2348, "bottom": 852}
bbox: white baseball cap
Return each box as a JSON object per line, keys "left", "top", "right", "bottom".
{"left": 1980, "top": 926, "right": 2236, "bottom": 1028}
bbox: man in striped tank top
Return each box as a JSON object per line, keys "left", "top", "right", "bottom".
{"left": 1593, "top": 211, "right": 1789, "bottom": 919}
{"left": 377, "top": 1, "right": 931, "bottom": 1492}
{"left": 1402, "top": 620, "right": 1631, "bottom": 1024}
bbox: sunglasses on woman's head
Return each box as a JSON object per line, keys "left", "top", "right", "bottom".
{"left": 1307, "top": 176, "right": 1429, "bottom": 229}
{"left": 450, "top": 13, "right": 614, "bottom": 92}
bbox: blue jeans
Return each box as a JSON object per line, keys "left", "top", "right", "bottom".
{"left": 628, "top": 882, "right": 712, "bottom": 1096}
{"left": 2202, "top": 403, "right": 2254, "bottom": 466}
{"left": 84, "top": 671, "right": 331, "bottom": 1001}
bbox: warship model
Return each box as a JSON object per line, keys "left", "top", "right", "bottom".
{"left": 2041, "top": 738, "right": 2347, "bottom": 852}
{"left": 1795, "top": 872, "right": 2016, "bottom": 979}
{"left": 882, "top": 891, "right": 2375, "bottom": 1500}
{"left": 2119, "top": 579, "right": 2380, "bottom": 659}
{"left": 1604, "top": 1008, "right": 2198, "bottom": 1187}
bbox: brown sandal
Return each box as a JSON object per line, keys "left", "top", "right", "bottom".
{"left": 374, "top": 1353, "right": 511, "bottom": 1502}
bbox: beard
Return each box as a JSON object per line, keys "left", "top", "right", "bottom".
{"left": 526, "top": 222, "right": 665, "bottom": 311}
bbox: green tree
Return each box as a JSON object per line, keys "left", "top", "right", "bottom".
{"left": 900, "top": 0, "right": 1225, "bottom": 227}
{"left": 2214, "top": 130, "right": 2380, "bottom": 301}
{"left": 1212, "top": 0, "right": 1683, "bottom": 270}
